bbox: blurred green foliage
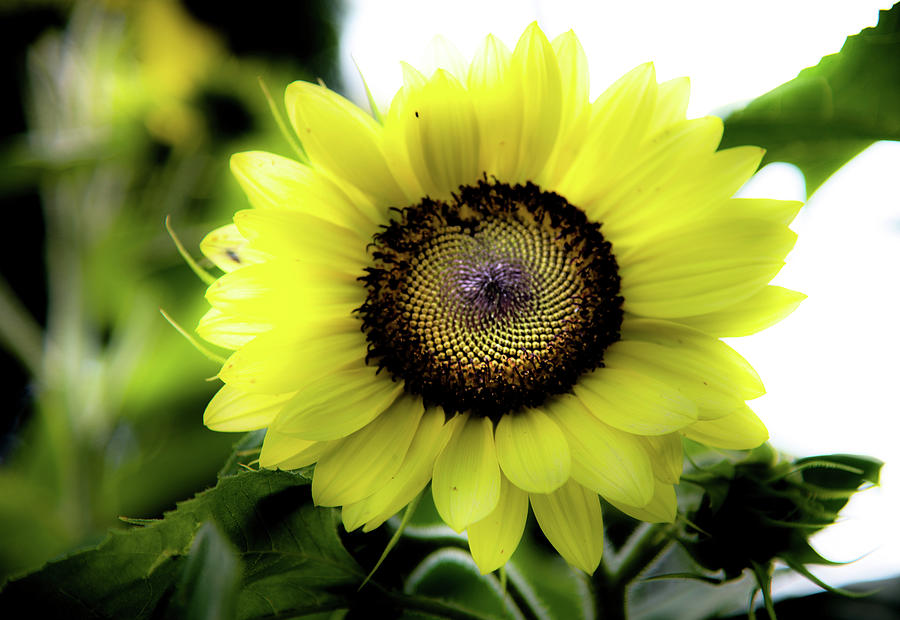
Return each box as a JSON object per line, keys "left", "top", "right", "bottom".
{"left": 0, "top": 0, "right": 341, "bottom": 581}
{"left": 0, "top": 469, "right": 362, "bottom": 618}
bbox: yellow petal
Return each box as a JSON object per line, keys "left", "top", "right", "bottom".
{"left": 401, "top": 61, "right": 427, "bottom": 90}
{"left": 466, "top": 33, "right": 518, "bottom": 179}
{"left": 196, "top": 308, "right": 270, "bottom": 350}
{"left": 467, "top": 474, "right": 528, "bottom": 574}
{"left": 610, "top": 146, "right": 766, "bottom": 247}
{"left": 432, "top": 414, "right": 501, "bottom": 532}
{"left": 234, "top": 208, "right": 366, "bottom": 273}
{"left": 541, "top": 30, "right": 593, "bottom": 186}
{"left": 341, "top": 407, "right": 455, "bottom": 532}
{"left": 313, "top": 396, "right": 424, "bottom": 506}
{"left": 610, "top": 145, "right": 766, "bottom": 243}
{"left": 683, "top": 404, "right": 769, "bottom": 450}
{"left": 495, "top": 409, "right": 570, "bottom": 494}
{"left": 229, "top": 151, "right": 380, "bottom": 234}
{"left": 285, "top": 81, "right": 405, "bottom": 204}
{"left": 200, "top": 224, "right": 269, "bottom": 273}
{"left": 274, "top": 442, "right": 334, "bottom": 470}
{"left": 203, "top": 384, "right": 292, "bottom": 432}
{"left": 404, "top": 69, "right": 481, "bottom": 197}
{"left": 547, "top": 395, "right": 654, "bottom": 507}
{"left": 422, "top": 34, "right": 468, "bottom": 82}
{"left": 218, "top": 322, "right": 362, "bottom": 394}
{"left": 259, "top": 428, "right": 332, "bottom": 469}
{"left": 605, "top": 318, "right": 765, "bottom": 418}
{"left": 675, "top": 285, "right": 806, "bottom": 337}
{"left": 608, "top": 479, "right": 676, "bottom": 523}
{"left": 618, "top": 218, "right": 797, "bottom": 318}
{"left": 727, "top": 198, "right": 804, "bottom": 226}
{"left": 647, "top": 76, "right": 690, "bottom": 137}
{"left": 640, "top": 434, "right": 683, "bottom": 484}
{"left": 556, "top": 63, "right": 658, "bottom": 204}
{"left": 205, "top": 260, "right": 363, "bottom": 323}
{"left": 270, "top": 366, "right": 403, "bottom": 441}
{"left": 380, "top": 65, "right": 427, "bottom": 200}
{"left": 574, "top": 367, "right": 697, "bottom": 436}
{"left": 551, "top": 30, "right": 590, "bottom": 138}
{"left": 621, "top": 319, "right": 765, "bottom": 402}
{"left": 604, "top": 341, "right": 744, "bottom": 416}
{"left": 529, "top": 479, "right": 604, "bottom": 573}
{"left": 579, "top": 116, "right": 722, "bottom": 232}
{"left": 509, "top": 22, "right": 562, "bottom": 181}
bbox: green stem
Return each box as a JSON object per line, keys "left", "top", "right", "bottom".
{"left": 750, "top": 560, "right": 777, "bottom": 620}
{"left": 612, "top": 523, "right": 675, "bottom": 586}
{"left": 594, "top": 561, "right": 627, "bottom": 620}
{"left": 594, "top": 523, "right": 676, "bottom": 619}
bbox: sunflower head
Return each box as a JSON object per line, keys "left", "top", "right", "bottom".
{"left": 358, "top": 179, "right": 624, "bottom": 419}
{"left": 198, "top": 22, "right": 805, "bottom": 574}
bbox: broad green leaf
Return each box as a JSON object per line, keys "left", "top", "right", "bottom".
{"left": 170, "top": 521, "right": 241, "bottom": 620}
{"left": 404, "top": 548, "right": 522, "bottom": 619}
{"left": 506, "top": 529, "right": 594, "bottom": 620}
{"left": 628, "top": 545, "right": 755, "bottom": 620}
{"left": 721, "top": 5, "right": 900, "bottom": 196}
{"left": 217, "top": 429, "right": 267, "bottom": 478}
{"left": 0, "top": 470, "right": 363, "bottom": 618}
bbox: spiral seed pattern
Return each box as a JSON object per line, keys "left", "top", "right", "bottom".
{"left": 358, "top": 181, "right": 623, "bottom": 419}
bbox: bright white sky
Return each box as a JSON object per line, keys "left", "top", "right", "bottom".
{"left": 339, "top": 0, "right": 900, "bottom": 594}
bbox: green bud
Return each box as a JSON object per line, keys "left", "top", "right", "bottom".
{"left": 682, "top": 446, "right": 882, "bottom": 581}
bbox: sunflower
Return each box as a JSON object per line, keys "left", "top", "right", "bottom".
{"left": 197, "top": 23, "right": 804, "bottom": 574}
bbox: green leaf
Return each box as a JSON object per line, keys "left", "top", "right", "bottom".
{"left": 0, "top": 470, "right": 363, "bottom": 619}
{"left": 781, "top": 541, "right": 847, "bottom": 567}
{"left": 171, "top": 522, "right": 241, "bottom": 620}
{"left": 404, "top": 548, "right": 522, "bottom": 619}
{"left": 628, "top": 545, "right": 755, "bottom": 620}
{"left": 780, "top": 555, "right": 876, "bottom": 599}
{"left": 641, "top": 572, "right": 726, "bottom": 585}
{"left": 217, "top": 429, "right": 267, "bottom": 478}
{"left": 794, "top": 453, "right": 883, "bottom": 519}
{"left": 506, "top": 532, "right": 594, "bottom": 620}
{"left": 795, "top": 454, "right": 883, "bottom": 489}
{"left": 721, "top": 5, "right": 900, "bottom": 196}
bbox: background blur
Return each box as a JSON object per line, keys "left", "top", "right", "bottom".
{"left": 0, "top": 0, "right": 343, "bottom": 581}
{"left": 1, "top": 0, "right": 897, "bottom": 613}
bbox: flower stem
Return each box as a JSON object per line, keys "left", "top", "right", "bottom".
{"left": 593, "top": 523, "right": 676, "bottom": 618}
{"left": 594, "top": 561, "right": 628, "bottom": 620}
{"left": 750, "top": 560, "right": 777, "bottom": 620}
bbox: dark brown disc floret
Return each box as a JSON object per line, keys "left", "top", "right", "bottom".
{"left": 357, "top": 180, "right": 623, "bottom": 420}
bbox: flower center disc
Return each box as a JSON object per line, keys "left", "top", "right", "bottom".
{"left": 359, "top": 181, "right": 623, "bottom": 419}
